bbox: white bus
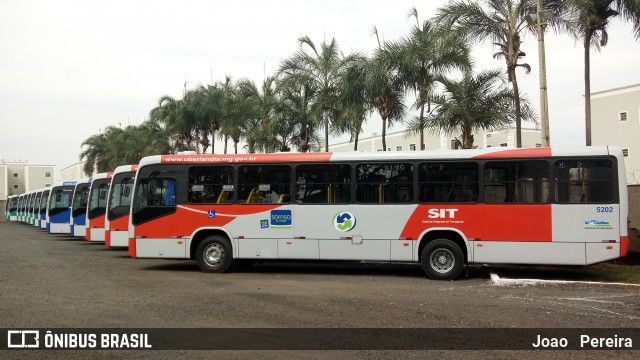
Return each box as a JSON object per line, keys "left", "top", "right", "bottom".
{"left": 5, "top": 195, "right": 17, "bottom": 221}
{"left": 86, "top": 172, "right": 113, "bottom": 242}
{"left": 46, "top": 181, "right": 77, "bottom": 234}
{"left": 70, "top": 178, "right": 92, "bottom": 237}
{"left": 37, "top": 188, "right": 50, "bottom": 229}
{"left": 128, "top": 147, "right": 629, "bottom": 280}
{"left": 105, "top": 165, "right": 137, "bottom": 247}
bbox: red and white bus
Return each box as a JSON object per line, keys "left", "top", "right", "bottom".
{"left": 70, "top": 178, "right": 92, "bottom": 237}
{"left": 86, "top": 172, "right": 113, "bottom": 242}
{"left": 105, "top": 164, "right": 137, "bottom": 247}
{"left": 128, "top": 147, "right": 629, "bottom": 280}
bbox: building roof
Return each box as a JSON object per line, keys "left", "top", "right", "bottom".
{"left": 591, "top": 83, "right": 640, "bottom": 97}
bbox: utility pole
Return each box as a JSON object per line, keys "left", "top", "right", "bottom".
{"left": 536, "top": 0, "right": 551, "bottom": 147}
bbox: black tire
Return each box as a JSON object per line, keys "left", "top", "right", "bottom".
{"left": 421, "top": 239, "right": 464, "bottom": 280}
{"left": 196, "top": 235, "right": 233, "bottom": 273}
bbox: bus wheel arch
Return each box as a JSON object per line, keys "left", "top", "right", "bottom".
{"left": 418, "top": 230, "right": 468, "bottom": 280}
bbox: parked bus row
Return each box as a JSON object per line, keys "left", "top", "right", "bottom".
{"left": 4, "top": 147, "right": 630, "bottom": 280}
{"left": 5, "top": 165, "right": 137, "bottom": 248}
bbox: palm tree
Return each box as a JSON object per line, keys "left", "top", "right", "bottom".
{"left": 276, "top": 73, "right": 321, "bottom": 152}
{"left": 336, "top": 55, "right": 369, "bottom": 150}
{"left": 435, "top": 0, "right": 536, "bottom": 148}
{"left": 428, "top": 69, "right": 535, "bottom": 149}
{"left": 557, "top": 0, "right": 640, "bottom": 145}
{"left": 236, "top": 77, "right": 279, "bottom": 153}
{"left": 79, "top": 131, "right": 108, "bottom": 175}
{"left": 393, "top": 8, "right": 472, "bottom": 150}
{"left": 279, "top": 36, "right": 359, "bottom": 152}
{"left": 365, "top": 28, "right": 407, "bottom": 151}
{"left": 149, "top": 95, "right": 195, "bottom": 151}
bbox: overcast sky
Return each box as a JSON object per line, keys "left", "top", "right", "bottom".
{"left": 1, "top": 0, "right": 639, "bottom": 178}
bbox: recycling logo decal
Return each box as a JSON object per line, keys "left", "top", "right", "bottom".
{"left": 333, "top": 211, "right": 356, "bottom": 232}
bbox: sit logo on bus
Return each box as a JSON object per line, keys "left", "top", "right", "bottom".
{"left": 427, "top": 209, "right": 459, "bottom": 219}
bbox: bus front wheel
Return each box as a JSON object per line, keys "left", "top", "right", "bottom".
{"left": 196, "top": 236, "right": 233, "bottom": 273}
{"left": 421, "top": 239, "right": 464, "bottom": 280}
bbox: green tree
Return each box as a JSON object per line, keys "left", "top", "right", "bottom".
{"left": 236, "top": 77, "right": 279, "bottom": 153}
{"left": 558, "top": 0, "right": 640, "bottom": 145}
{"left": 279, "top": 36, "right": 359, "bottom": 151}
{"left": 276, "top": 73, "right": 321, "bottom": 152}
{"left": 435, "top": 0, "right": 536, "bottom": 148}
{"left": 365, "top": 28, "right": 407, "bottom": 151}
{"left": 428, "top": 69, "right": 534, "bottom": 149}
{"left": 394, "top": 8, "right": 472, "bottom": 150}
{"left": 149, "top": 95, "right": 195, "bottom": 152}
{"left": 79, "top": 131, "right": 109, "bottom": 175}
{"left": 335, "top": 54, "right": 369, "bottom": 151}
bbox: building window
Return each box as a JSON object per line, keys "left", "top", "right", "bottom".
{"left": 623, "top": 148, "right": 629, "bottom": 157}
{"left": 45, "top": 172, "right": 51, "bottom": 178}
{"left": 13, "top": 173, "right": 18, "bottom": 178}
{"left": 376, "top": 149, "right": 382, "bottom": 152}
{"left": 45, "top": 184, "right": 51, "bottom": 187}
{"left": 396, "top": 145, "right": 403, "bottom": 151}
{"left": 409, "top": 144, "right": 416, "bottom": 151}
{"left": 387, "top": 147, "right": 391, "bottom": 151}
{"left": 487, "top": 134, "right": 492, "bottom": 138}
{"left": 500, "top": 143, "right": 508, "bottom": 147}
{"left": 619, "top": 111, "right": 628, "bottom": 122}
{"left": 487, "top": 145, "right": 492, "bottom": 148}
{"left": 13, "top": 185, "right": 18, "bottom": 189}
{"left": 450, "top": 139, "right": 460, "bottom": 150}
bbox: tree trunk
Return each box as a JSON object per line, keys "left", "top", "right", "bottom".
{"left": 510, "top": 68, "right": 523, "bottom": 148}
{"left": 381, "top": 116, "right": 387, "bottom": 151}
{"left": 353, "top": 131, "right": 359, "bottom": 151}
{"left": 211, "top": 130, "right": 216, "bottom": 154}
{"left": 223, "top": 134, "right": 229, "bottom": 154}
{"left": 419, "top": 104, "right": 425, "bottom": 150}
{"left": 323, "top": 110, "right": 329, "bottom": 152}
{"left": 584, "top": 34, "right": 592, "bottom": 146}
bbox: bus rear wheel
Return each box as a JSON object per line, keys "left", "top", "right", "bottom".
{"left": 196, "top": 236, "right": 233, "bottom": 273}
{"left": 421, "top": 239, "right": 464, "bottom": 280}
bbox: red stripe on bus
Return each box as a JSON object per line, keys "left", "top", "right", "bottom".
{"left": 620, "top": 236, "right": 629, "bottom": 257}
{"left": 109, "top": 216, "right": 129, "bottom": 232}
{"left": 400, "top": 204, "right": 552, "bottom": 242}
{"left": 472, "top": 148, "right": 551, "bottom": 159}
{"left": 128, "top": 238, "right": 137, "bottom": 258}
{"left": 134, "top": 205, "right": 281, "bottom": 239}
{"left": 105, "top": 231, "right": 111, "bottom": 247}
{"left": 160, "top": 153, "right": 333, "bottom": 164}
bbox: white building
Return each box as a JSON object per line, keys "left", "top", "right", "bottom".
{"left": 591, "top": 83, "right": 640, "bottom": 185}
{"left": 59, "top": 162, "right": 91, "bottom": 182}
{"left": 330, "top": 126, "right": 542, "bottom": 152}
{"left": 0, "top": 160, "right": 54, "bottom": 217}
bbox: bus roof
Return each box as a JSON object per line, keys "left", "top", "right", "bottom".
{"left": 137, "top": 146, "right": 619, "bottom": 167}
{"left": 113, "top": 164, "right": 138, "bottom": 175}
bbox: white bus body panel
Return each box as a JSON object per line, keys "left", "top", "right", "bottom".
{"left": 49, "top": 222, "right": 70, "bottom": 234}
{"left": 472, "top": 241, "right": 587, "bottom": 265}
{"left": 136, "top": 238, "right": 187, "bottom": 258}
{"left": 73, "top": 224, "right": 87, "bottom": 237}
{"left": 89, "top": 227, "right": 106, "bottom": 242}
{"left": 109, "top": 230, "right": 129, "bottom": 247}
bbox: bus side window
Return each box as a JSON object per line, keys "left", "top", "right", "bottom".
{"left": 555, "top": 159, "right": 614, "bottom": 204}
{"left": 295, "top": 164, "right": 351, "bottom": 204}
{"left": 419, "top": 162, "right": 479, "bottom": 203}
